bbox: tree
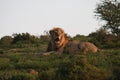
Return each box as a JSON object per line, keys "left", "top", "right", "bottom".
{"left": 95, "top": 0, "right": 120, "bottom": 38}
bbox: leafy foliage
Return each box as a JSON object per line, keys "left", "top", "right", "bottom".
{"left": 0, "top": 31, "right": 119, "bottom": 80}
{"left": 0, "top": 1, "right": 120, "bottom": 79}
{"left": 0, "top": 36, "right": 13, "bottom": 46}
{"left": 89, "top": 28, "right": 120, "bottom": 48}
{"left": 0, "top": 49, "right": 119, "bottom": 80}
{"left": 95, "top": 0, "right": 120, "bottom": 38}
{"left": 72, "top": 34, "right": 91, "bottom": 41}
{"left": 12, "top": 33, "right": 40, "bottom": 44}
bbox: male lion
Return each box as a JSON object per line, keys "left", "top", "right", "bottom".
{"left": 47, "top": 27, "right": 68, "bottom": 52}
{"left": 46, "top": 27, "right": 98, "bottom": 54}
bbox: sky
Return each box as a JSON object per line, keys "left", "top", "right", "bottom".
{"left": 0, "top": 0, "right": 100, "bottom": 38}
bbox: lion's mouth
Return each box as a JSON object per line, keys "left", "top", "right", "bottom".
{"left": 54, "top": 38, "right": 60, "bottom": 43}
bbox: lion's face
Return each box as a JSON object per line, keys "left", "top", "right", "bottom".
{"left": 49, "top": 28, "right": 64, "bottom": 45}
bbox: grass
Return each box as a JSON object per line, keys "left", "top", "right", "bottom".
{"left": 0, "top": 48, "right": 119, "bottom": 80}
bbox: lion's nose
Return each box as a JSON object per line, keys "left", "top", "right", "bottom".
{"left": 55, "top": 38, "right": 59, "bottom": 41}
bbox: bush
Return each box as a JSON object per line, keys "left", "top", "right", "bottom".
{"left": 55, "top": 55, "right": 110, "bottom": 80}
{"left": 0, "top": 36, "right": 13, "bottom": 46}
{"left": 0, "top": 62, "right": 14, "bottom": 70}
{"left": 0, "top": 70, "right": 37, "bottom": 80}
{"left": 89, "top": 28, "right": 119, "bottom": 48}
{"left": 0, "top": 49, "right": 119, "bottom": 80}
{"left": 72, "top": 34, "right": 91, "bottom": 41}
{"left": 39, "top": 69, "right": 55, "bottom": 80}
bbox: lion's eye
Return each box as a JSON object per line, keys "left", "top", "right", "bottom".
{"left": 55, "top": 31, "right": 58, "bottom": 33}
{"left": 58, "top": 31, "right": 61, "bottom": 34}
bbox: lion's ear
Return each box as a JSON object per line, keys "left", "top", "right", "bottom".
{"left": 60, "top": 30, "right": 64, "bottom": 34}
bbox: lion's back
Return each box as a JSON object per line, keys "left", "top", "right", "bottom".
{"left": 63, "top": 41, "right": 98, "bottom": 54}
{"left": 79, "top": 42, "right": 98, "bottom": 53}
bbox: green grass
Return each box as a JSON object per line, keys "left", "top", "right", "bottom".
{"left": 0, "top": 49, "right": 119, "bottom": 80}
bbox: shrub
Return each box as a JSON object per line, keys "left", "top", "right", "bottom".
{"left": 0, "top": 36, "right": 13, "bottom": 46}
{"left": 0, "top": 62, "right": 14, "bottom": 70}
{"left": 39, "top": 69, "right": 55, "bottom": 80}
{"left": 0, "top": 70, "right": 37, "bottom": 80}
{"left": 89, "top": 28, "right": 119, "bottom": 48}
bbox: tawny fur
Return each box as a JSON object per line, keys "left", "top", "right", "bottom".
{"left": 63, "top": 40, "right": 98, "bottom": 54}
{"left": 47, "top": 27, "right": 98, "bottom": 54}
{"left": 47, "top": 27, "right": 68, "bottom": 52}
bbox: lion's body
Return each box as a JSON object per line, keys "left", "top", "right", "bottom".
{"left": 63, "top": 40, "right": 98, "bottom": 54}
{"left": 47, "top": 27, "right": 98, "bottom": 54}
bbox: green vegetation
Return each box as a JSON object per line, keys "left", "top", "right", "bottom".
{"left": 0, "top": 32, "right": 119, "bottom": 80}
{"left": 95, "top": 0, "right": 120, "bottom": 38}
{"left": 0, "top": 0, "right": 119, "bottom": 79}
{"left": 0, "top": 49, "right": 119, "bottom": 80}
{"left": 0, "top": 31, "right": 119, "bottom": 80}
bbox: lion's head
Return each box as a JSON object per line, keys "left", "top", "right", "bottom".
{"left": 49, "top": 28, "right": 64, "bottom": 45}
{"left": 47, "top": 27, "right": 68, "bottom": 52}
